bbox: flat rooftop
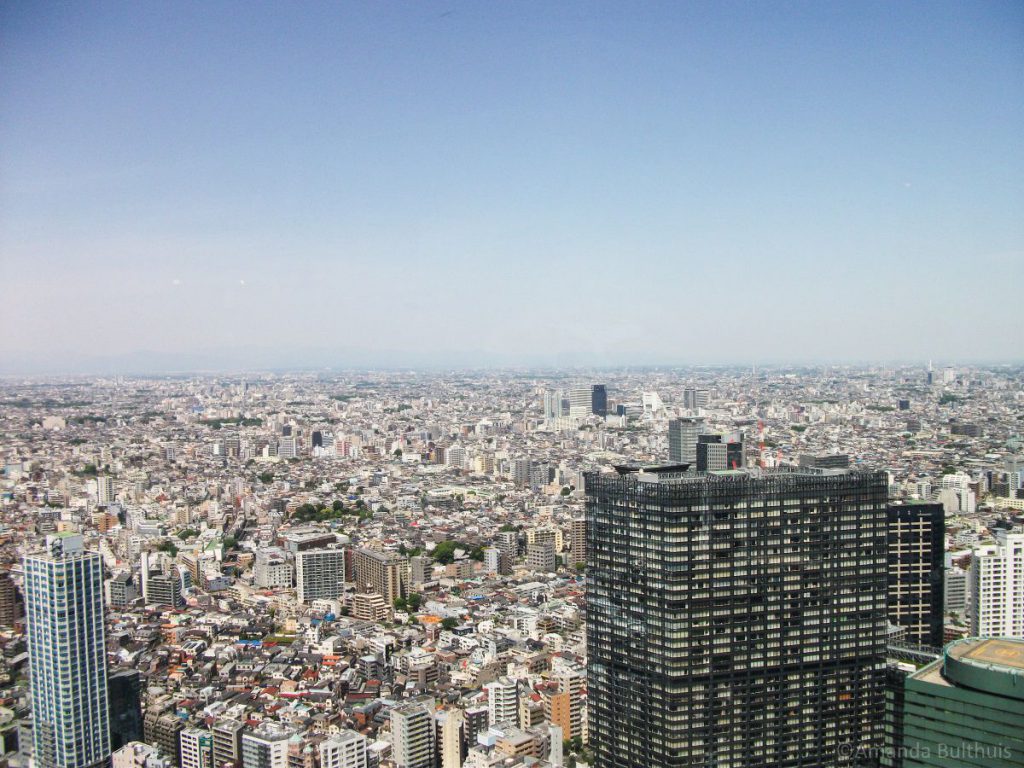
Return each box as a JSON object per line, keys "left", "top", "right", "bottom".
{"left": 951, "top": 638, "right": 1024, "bottom": 671}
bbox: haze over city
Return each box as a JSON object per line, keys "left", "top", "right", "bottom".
{"left": 2, "top": 1, "right": 1022, "bottom": 371}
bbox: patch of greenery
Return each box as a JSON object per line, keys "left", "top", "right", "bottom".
{"left": 201, "top": 417, "right": 263, "bottom": 429}
{"left": 156, "top": 539, "right": 178, "bottom": 557}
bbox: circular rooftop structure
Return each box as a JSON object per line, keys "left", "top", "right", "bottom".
{"left": 943, "top": 637, "right": 1024, "bottom": 701}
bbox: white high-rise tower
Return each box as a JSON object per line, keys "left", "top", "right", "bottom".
{"left": 971, "top": 529, "right": 1024, "bottom": 639}
{"left": 24, "top": 533, "right": 109, "bottom": 768}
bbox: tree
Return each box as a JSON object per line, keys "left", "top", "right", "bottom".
{"left": 406, "top": 592, "right": 423, "bottom": 611}
{"left": 393, "top": 448, "right": 403, "bottom": 457}
{"left": 561, "top": 486, "right": 571, "bottom": 496}
{"left": 156, "top": 539, "right": 178, "bottom": 557}
{"left": 500, "top": 523, "right": 517, "bottom": 533}
{"left": 441, "top": 617, "right": 459, "bottom": 631}
{"left": 432, "top": 540, "right": 458, "bottom": 565}
{"left": 258, "top": 471, "right": 274, "bottom": 484}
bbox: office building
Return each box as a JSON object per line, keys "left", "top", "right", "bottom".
{"left": 543, "top": 390, "right": 565, "bottom": 420}
{"left": 667, "top": 418, "right": 702, "bottom": 465}
{"left": 24, "top": 533, "right": 110, "bottom": 768}
{"left": 569, "top": 385, "right": 606, "bottom": 419}
{"left": 318, "top": 731, "right": 368, "bottom": 768}
{"left": 353, "top": 548, "right": 408, "bottom": 604}
{"left": 683, "top": 387, "right": 709, "bottom": 411}
{"left": 799, "top": 453, "right": 851, "bottom": 469}
{"left": 887, "top": 502, "right": 945, "bottom": 647}
{"left": 695, "top": 435, "right": 728, "bottom": 472}
{"left": 900, "top": 637, "right": 1024, "bottom": 767}
{"left": 585, "top": 466, "right": 889, "bottom": 768}
{"left": 180, "top": 730, "right": 214, "bottom": 768}
{"left": 970, "top": 529, "right": 1024, "bottom": 639}
{"left": 390, "top": 698, "right": 436, "bottom": 768}
{"left": 107, "top": 670, "right": 143, "bottom": 750}
{"left": 296, "top": 548, "right": 346, "bottom": 603}
{"left": 278, "top": 436, "right": 297, "bottom": 459}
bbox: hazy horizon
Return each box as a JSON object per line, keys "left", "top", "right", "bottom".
{"left": 2, "top": 2, "right": 1022, "bottom": 371}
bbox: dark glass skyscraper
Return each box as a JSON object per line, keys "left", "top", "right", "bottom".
{"left": 592, "top": 384, "right": 608, "bottom": 417}
{"left": 886, "top": 502, "right": 944, "bottom": 648}
{"left": 107, "top": 669, "right": 143, "bottom": 750}
{"left": 585, "top": 466, "right": 889, "bottom": 768}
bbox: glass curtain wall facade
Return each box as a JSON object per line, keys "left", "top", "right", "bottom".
{"left": 585, "top": 467, "right": 889, "bottom": 768}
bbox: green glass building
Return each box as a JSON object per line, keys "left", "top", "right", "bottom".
{"left": 901, "top": 637, "right": 1024, "bottom": 767}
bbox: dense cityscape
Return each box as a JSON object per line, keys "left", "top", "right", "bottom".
{"left": 3, "top": 1, "right": 1022, "bottom": 766}
{"left": 0, "top": 365, "right": 1021, "bottom": 767}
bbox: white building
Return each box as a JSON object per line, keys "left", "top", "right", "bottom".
{"left": 97, "top": 475, "right": 115, "bottom": 505}
{"left": 111, "top": 743, "right": 172, "bottom": 768}
{"left": 253, "top": 548, "right": 293, "bottom": 589}
{"left": 180, "top": 729, "right": 214, "bottom": 768}
{"left": 241, "top": 724, "right": 292, "bottom": 768}
{"left": 439, "top": 709, "right": 464, "bottom": 768}
{"left": 944, "top": 566, "right": 968, "bottom": 615}
{"left": 970, "top": 530, "right": 1024, "bottom": 638}
{"left": 390, "top": 698, "right": 436, "bottom": 768}
{"left": 296, "top": 548, "right": 346, "bottom": 603}
{"left": 483, "top": 547, "right": 501, "bottom": 575}
{"left": 24, "top": 533, "right": 109, "bottom": 768}
{"left": 318, "top": 730, "right": 367, "bottom": 768}
{"left": 484, "top": 678, "right": 518, "bottom": 726}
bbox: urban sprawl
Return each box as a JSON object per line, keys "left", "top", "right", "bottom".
{"left": 0, "top": 365, "right": 1022, "bottom": 768}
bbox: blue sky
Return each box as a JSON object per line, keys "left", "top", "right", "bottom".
{"left": 1, "top": 1, "right": 1021, "bottom": 371}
